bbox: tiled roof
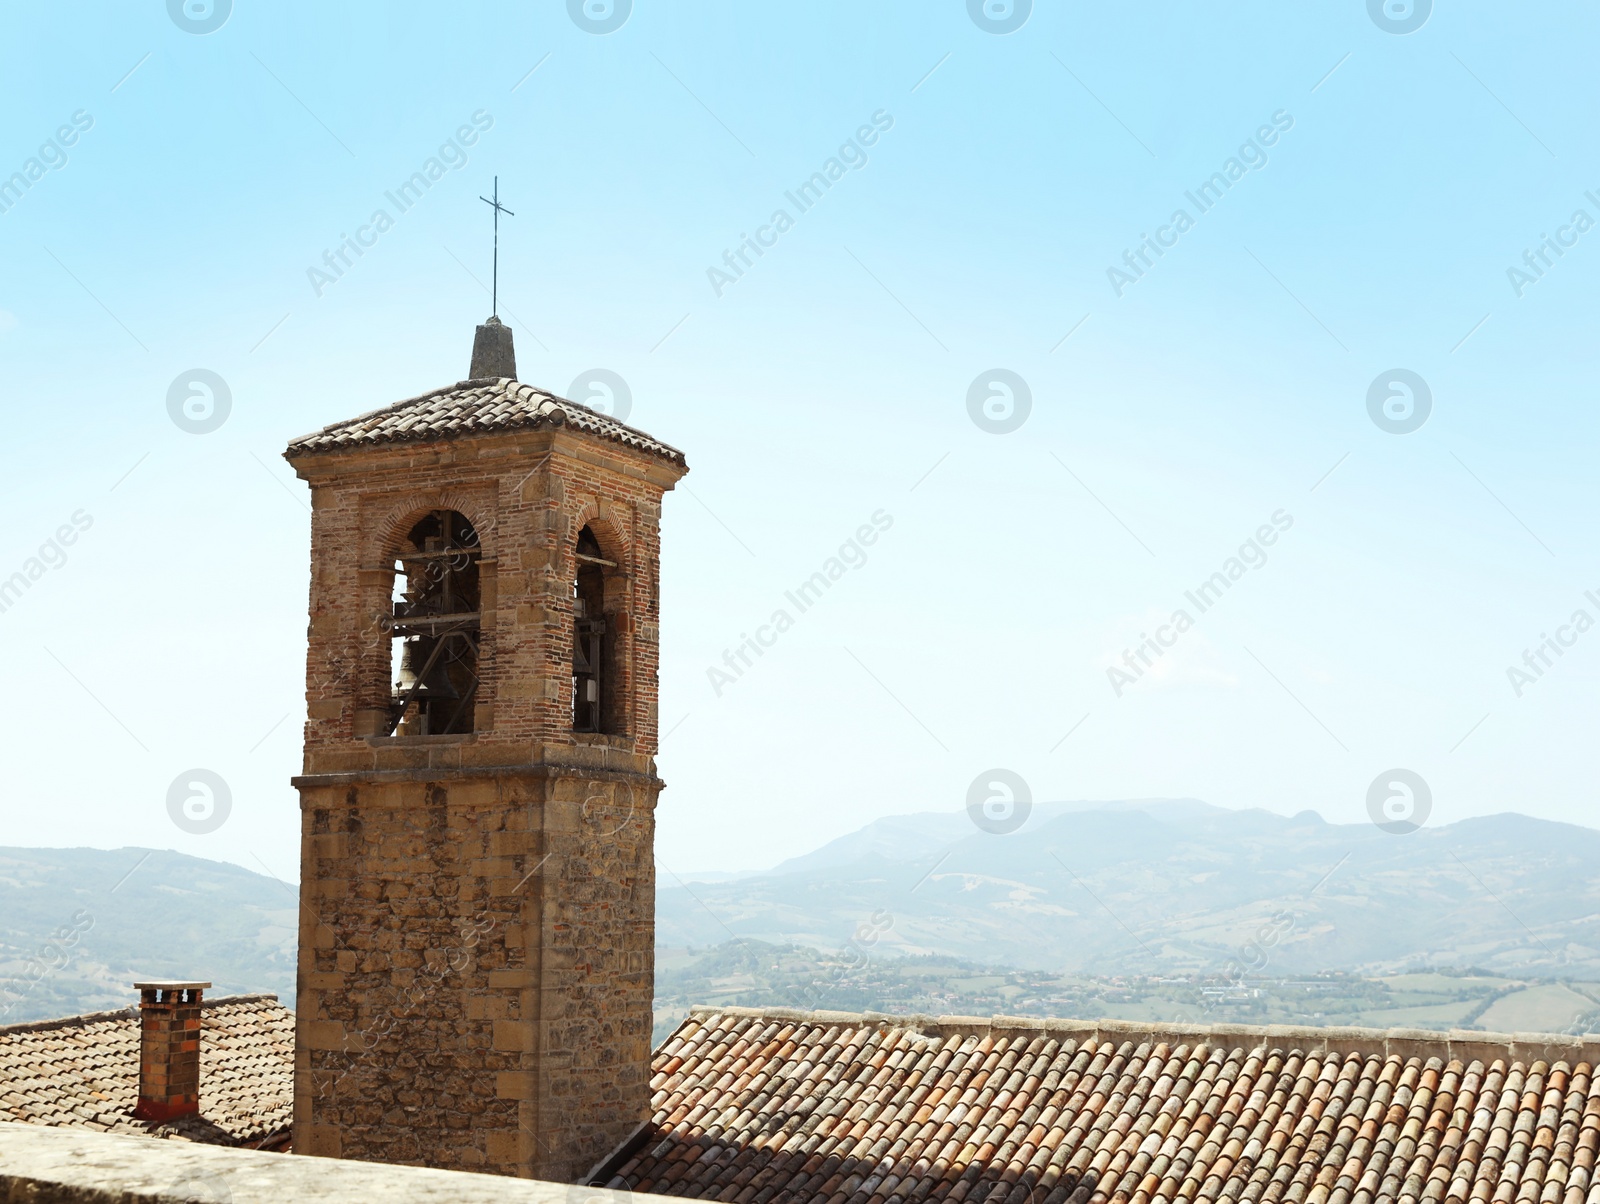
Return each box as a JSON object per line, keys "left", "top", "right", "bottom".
{"left": 605, "top": 1007, "right": 1600, "bottom": 1204}
{"left": 284, "top": 377, "right": 687, "bottom": 466}
{"left": 0, "top": 994, "right": 293, "bottom": 1149}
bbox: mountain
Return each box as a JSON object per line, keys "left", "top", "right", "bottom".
{"left": 7, "top": 801, "right": 1599, "bottom": 1027}
{"left": 658, "top": 803, "right": 1600, "bottom": 980}
{"left": 764, "top": 800, "right": 1224, "bottom": 877}
{"left": 0, "top": 847, "right": 296, "bottom": 1025}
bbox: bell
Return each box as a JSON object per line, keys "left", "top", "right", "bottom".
{"left": 400, "top": 639, "right": 460, "bottom": 699}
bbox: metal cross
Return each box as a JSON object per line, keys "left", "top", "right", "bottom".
{"left": 478, "top": 176, "right": 515, "bottom": 317}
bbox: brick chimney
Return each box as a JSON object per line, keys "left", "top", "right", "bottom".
{"left": 132, "top": 980, "right": 209, "bottom": 1123}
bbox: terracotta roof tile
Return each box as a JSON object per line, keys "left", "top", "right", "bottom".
{"left": 608, "top": 1010, "right": 1600, "bottom": 1204}
{"left": 284, "top": 376, "right": 686, "bottom": 466}
{"left": 0, "top": 995, "right": 292, "bottom": 1148}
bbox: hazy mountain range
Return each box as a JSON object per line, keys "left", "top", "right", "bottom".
{"left": 4, "top": 800, "right": 1598, "bottom": 1025}
{"left": 658, "top": 800, "right": 1600, "bottom": 980}
{"left": 0, "top": 846, "right": 298, "bottom": 1025}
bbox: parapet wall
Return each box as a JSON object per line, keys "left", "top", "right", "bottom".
{"left": 694, "top": 1005, "right": 1600, "bottom": 1068}
{"left": 0, "top": 1120, "right": 661, "bottom": 1203}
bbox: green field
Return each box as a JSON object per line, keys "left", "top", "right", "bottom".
{"left": 1479, "top": 983, "right": 1600, "bottom": 1034}
{"left": 652, "top": 940, "right": 1600, "bottom": 1048}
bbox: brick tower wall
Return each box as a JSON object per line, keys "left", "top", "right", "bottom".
{"left": 287, "top": 427, "right": 682, "bottom": 1180}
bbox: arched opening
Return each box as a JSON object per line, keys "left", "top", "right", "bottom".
{"left": 387, "top": 509, "right": 481, "bottom": 735}
{"left": 572, "top": 525, "right": 614, "bottom": 733}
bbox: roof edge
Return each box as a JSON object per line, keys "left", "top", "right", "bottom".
{"left": 281, "top": 377, "right": 688, "bottom": 469}
{"left": 0, "top": 993, "right": 282, "bottom": 1037}
{"left": 281, "top": 380, "right": 478, "bottom": 452}
{"left": 684, "top": 1005, "right": 1600, "bottom": 1064}
{"left": 582, "top": 1119, "right": 656, "bottom": 1188}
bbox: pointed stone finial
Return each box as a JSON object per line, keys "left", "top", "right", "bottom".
{"left": 469, "top": 316, "right": 516, "bottom": 380}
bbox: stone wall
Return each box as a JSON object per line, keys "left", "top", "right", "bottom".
{"left": 0, "top": 1119, "right": 671, "bottom": 1203}
{"left": 295, "top": 772, "right": 655, "bottom": 1180}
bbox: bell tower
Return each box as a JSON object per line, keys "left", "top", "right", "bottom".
{"left": 284, "top": 320, "right": 686, "bottom": 1180}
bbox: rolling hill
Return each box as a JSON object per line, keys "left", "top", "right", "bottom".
{"left": 6, "top": 799, "right": 1600, "bottom": 1026}
{"left": 658, "top": 801, "right": 1600, "bottom": 979}
{"left": 0, "top": 846, "right": 297, "bottom": 1025}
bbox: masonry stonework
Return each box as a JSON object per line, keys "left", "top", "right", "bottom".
{"left": 285, "top": 393, "right": 686, "bottom": 1180}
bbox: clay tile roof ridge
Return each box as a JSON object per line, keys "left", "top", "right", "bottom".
{"left": 685, "top": 1009, "right": 1600, "bottom": 1063}
{"left": 283, "top": 378, "right": 476, "bottom": 444}
{"left": 283, "top": 375, "right": 687, "bottom": 465}
{"left": 0, "top": 994, "right": 280, "bottom": 1038}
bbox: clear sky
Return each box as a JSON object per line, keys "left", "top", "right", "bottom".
{"left": 1, "top": 1, "right": 1596, "bottom": 881}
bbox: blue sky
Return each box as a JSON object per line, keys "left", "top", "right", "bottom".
{"left": 1, "top": 1, "right": 1596, "bottom": 880}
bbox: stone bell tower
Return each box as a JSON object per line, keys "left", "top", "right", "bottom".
{"left": 284, "top": 319, "right": 686, "bottom": 1180}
